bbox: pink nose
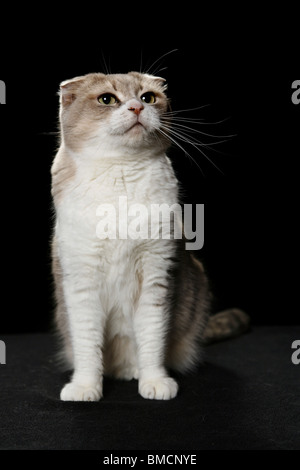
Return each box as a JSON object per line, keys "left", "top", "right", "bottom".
{"left": 128, "top": 100, "right": 144, "bottom": 115}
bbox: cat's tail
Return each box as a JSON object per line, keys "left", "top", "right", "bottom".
{"left": 202, "top": 308, "right": 250, "bottom": 344}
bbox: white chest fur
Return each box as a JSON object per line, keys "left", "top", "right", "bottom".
{"left": 54, "top": 147, "right": 179, "bottom": 317}
{"left": 56, "top": 149, "right": 178, "bottom": 239}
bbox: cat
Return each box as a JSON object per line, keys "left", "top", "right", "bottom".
{"left": 51, "top": 71, "right": 249, "bottom": 401}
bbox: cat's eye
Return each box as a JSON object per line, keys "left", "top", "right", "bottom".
{"left": 98, "top": 93, "right": 118, "bottom": 105}
{"left": 141, "top": 92, "right": 156, "bottom": 104}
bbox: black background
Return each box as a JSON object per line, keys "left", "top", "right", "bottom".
{"left": 0, "top": 9, "right": 298, "bottom": 333}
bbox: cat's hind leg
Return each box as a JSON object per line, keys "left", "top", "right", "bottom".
{"left": 104, "top": 334, "right": 139, "bottom": 381}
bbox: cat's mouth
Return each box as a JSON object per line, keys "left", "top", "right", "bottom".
{"left": 125, "top": 121, "right": 145, "bottom": 133}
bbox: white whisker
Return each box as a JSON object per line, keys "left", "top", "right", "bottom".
{"left": 162, "top": 115, "right": 230, "bottom": 125}
{"left": 163, "top": 104, "right": 211, "bottom": 115}
{"left": 101, "top": 50, "right": 111, "bottom": 75}
{"left": 159, "top": 124, "right": 224, "bottom": 174}
{"left": 157, "top": 127, "right": 204, "bottom": 175}
{"left": 161, "top": 119, "right": 236, "bottom": 139}
{"left": 162, "top": 124, "right": 231, "bottom": 148}
{"left": 139, "top": 48, "right": 143, "bottom": 74}
{"left": 155, "top": 66, "right": 168, "bottom": 75}
{"left": 144, "top": 49, "right": 178, "bottom": 76}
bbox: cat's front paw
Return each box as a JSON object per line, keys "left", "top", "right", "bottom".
{"left": 139, "top": 377, "right": 178, "bottom": 400}
{"left": 60, "top": 382, "right": 103, "bottom": 402}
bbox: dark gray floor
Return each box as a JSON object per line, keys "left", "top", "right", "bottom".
{"left": 0, "top": 326, "right": 299, "bottom": 450}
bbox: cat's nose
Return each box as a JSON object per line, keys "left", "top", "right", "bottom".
{"left": 127, "top": 99, "right": 144, "bottom": 116}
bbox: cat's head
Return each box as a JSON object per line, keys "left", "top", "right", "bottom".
{"left": 59, "top": 72, "right": 170, "bottom": 157}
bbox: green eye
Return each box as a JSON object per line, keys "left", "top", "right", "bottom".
{"left": 98, "top": 93, "right": 118, "bottom": 105}
{"left": 141, "top": 92, "right": 156, "bottom": 104}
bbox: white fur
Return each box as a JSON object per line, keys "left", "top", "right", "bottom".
{"left": 55, "top": 89, "right": 180, "bottom": 401}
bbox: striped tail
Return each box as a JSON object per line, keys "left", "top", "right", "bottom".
{"left": 202, "top": 308, "right": 250, "bottom": 344}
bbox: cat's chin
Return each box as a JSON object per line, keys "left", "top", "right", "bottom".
{"left": 114, "top": 126, "right": 158, "bottom": 151}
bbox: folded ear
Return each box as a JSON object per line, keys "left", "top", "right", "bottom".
{"left": 59, "top": 75, "right": 86, "bottom": 106}
{"left": 143, "top": 73, "right": 167, "bottom": 91}
{"left": 154, "top": 76, "right": 168, "bottom": 91}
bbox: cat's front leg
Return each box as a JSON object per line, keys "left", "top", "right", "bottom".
{"left": 59, "top": 255, "right": 105, "bottom": 402}
{"left": 134, "top": 261, "right": 178, "bottom": 400}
